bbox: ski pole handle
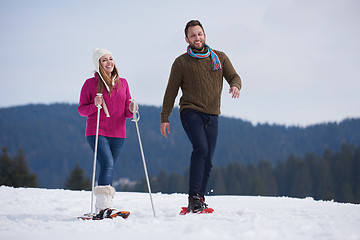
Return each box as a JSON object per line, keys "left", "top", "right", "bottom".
{"left": 95, "top": 93, "right": 110, "bottom": 117}
{"left": 102, "top": 100, "right": 110, "bottom": 117}
{"left": 96, "top": 93, "right": 103, "bottom": 109}
{"left": 130, "top": 99, "right": 140, "bottom": 122}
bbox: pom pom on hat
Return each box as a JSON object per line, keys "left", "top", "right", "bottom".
{"left": 93, "top": 48, "right": 112, "bottom": 73}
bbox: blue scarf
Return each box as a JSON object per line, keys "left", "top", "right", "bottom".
{"left": 187, "top": 44, "right": 222, "bottom": 71}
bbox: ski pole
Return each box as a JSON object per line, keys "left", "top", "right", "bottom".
{"left": 90, "top": 93, "right": 103, "bottom": 215}
{"left": 131, "top": 99, "right": 156, "bottom": 218}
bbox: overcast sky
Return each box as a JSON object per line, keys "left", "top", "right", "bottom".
{"left": 0, "top": 0, "right": 359, "bottom": 126}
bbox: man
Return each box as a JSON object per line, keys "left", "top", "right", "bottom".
{"left": 160, "top": 20, "right": 241, "bottom": 212}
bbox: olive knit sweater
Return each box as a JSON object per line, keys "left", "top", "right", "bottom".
{"left": 161, "top": 48, "right": 242, "bottom": 123}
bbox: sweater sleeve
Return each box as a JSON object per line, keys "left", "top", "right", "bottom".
{"left": 78, "top": 79, "right": 98, "bottom": 117}
{"left": 220, "top": 52, "right": 242, "bottom": 90}
{"left": 161, "top": 58, "right": 183, "bottom": 123}
{"left": 123, "top": 79, "right": 133, "bottom": 119}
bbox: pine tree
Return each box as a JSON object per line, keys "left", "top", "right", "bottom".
{"left": 12, "top": 149, "right": 39, "bottom": 187}
{"left": 0, "top": 148, "right": 39, "bottom": 187}
{"left": 354, "top": 145, "right": 360, "bottom": 203}
{"left": 257, "top": 160, "right": 278, "bottom": 196}
{"left": 64, "top": 163, "right": 91, "bottom": 190}
{"left": 333, "top": 144, "right": 355, "bottom": 202}
{"left": 0, "top": 148, "right": 12, "bottom": 185}
{"left": 225, "top": 163, "right": 243, "bottom": 195}
{"left": 313, "top": 149, "right": 334, "bottom": 201}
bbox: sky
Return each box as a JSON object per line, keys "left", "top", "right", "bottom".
{"left": 0, "top": 0, "right": 359, "bottom": 126}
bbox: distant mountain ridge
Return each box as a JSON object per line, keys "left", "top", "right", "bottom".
{"left": 0, "top": 103, "right": 359, "bottom": 188}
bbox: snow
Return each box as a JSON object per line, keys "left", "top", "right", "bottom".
{"left": 1, "top": 186, "right": 359, "bottom": 240}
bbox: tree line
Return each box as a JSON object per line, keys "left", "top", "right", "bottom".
{"left": 0, "top": 147, "right": 90, "bottom": 190}
{"left": 1, "top": 104, "right": 360, "bottom": 188}
{"left": 133, "top": 143, "right": 360, "bottom": 204}
{"left": 2, "top": 143, "right": 359, "bottom": 204}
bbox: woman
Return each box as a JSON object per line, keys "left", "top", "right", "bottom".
{"left": 78, "top": 48, "right": 136, "bottom": 219}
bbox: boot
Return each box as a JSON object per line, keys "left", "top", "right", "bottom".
{"left": 188, "top": 193, "right": 206, "bottom": 213}
{"left": 93, "top": 185, "right": 119, "bottom": 219}
{"left": 94, "top": 185, "right": 115, "bottom": 211}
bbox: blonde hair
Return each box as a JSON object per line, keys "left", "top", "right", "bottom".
{"left": 97, "top": 62, "right": 120, "bottom": 96}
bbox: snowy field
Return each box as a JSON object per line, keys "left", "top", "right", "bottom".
{"left": 0, "top": 186, "right": 359, "bottom": 240}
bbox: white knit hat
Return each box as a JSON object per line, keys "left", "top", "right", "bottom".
{"left": 92, "top": 48, "right": 112, "bottom": 92}
{"left": 93, "top": 48, "right": 112, "bottom": 73}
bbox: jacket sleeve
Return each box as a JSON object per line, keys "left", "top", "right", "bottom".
{"left": 78, "top": 79, "right": 98, "bottom": 117}
{"left": 123, "top": 79, "right": 133, "bottom": 119}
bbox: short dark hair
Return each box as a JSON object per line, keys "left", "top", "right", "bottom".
{"left": 185, "top": 20, "right": 205, "bottom": 38}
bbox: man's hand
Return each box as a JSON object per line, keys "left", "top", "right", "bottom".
{"left": 229, "top": 86, "right": 240, "bottom": 98}
{"left": 160, "top": 122, "right": 170, "bottom": 138}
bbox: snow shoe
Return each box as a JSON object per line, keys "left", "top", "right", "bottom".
{"left": 78, "top": 213, "right": 96, "bottom": 220}
{"left": 92, "top": 208, "right": 130, "bottom": 220}
{"left": 180, "top": 194, "right": 214, "bottom": 215}
{"left": 179, "top": 207, "right": 214, "bottom": 215}
{"left": 78, "top": 209, "right": 130, "bottom": 220}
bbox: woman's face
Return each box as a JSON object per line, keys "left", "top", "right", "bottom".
{"left": 100, "top": 54, "right": 114, "bottom": 76}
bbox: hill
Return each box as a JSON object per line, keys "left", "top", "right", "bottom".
{"left": 0, "top": 103, "right": 359, "bottom": 188}
{"left": 0, "top": 186, "right": 359, "bottom": 240}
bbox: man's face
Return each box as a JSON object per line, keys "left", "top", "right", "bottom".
{"left": 185, "top": 25, "right": 206, "bottom": 51}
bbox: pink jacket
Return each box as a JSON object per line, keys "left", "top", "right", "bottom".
{"left": 78, "top": 74, "right": 133, "bottom": 138}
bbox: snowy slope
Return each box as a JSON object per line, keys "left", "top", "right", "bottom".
{"left": 0, "top": 186, "right": 359, "bottom": 240}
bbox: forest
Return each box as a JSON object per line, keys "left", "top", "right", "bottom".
{"left": 2, "top": 143, "right": 359, "bottom": 204}
{"left": 133, "top": 143, "right": 360, "bottom": 204}
{"left": 0, "top": 103, "right": 360, "bottom": 190}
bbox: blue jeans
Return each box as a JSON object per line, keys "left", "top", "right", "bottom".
{"left": 87, "top": 136, "right": 125, "bottom": 186}
{"left": 180, "top": 109, "right": 218, "bottom": 197}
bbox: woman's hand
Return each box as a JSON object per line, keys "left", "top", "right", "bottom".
{"left": 129, "top": 101, "right": 139, "bottom": 113}
{"left": 94, "top": 95, "right": 103, "bottom": 107}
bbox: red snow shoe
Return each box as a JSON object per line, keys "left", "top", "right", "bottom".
{"left": 179, "top": 207, "right": 214, "bottom": 215}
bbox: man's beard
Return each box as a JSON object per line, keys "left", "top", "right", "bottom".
{"left": 189, "top": 41, "right": 205, "bottom": 51}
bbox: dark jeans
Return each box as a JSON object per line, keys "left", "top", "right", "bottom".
{"left": 180, "top": 109, "right": 218, "bottom": 197}
{"left": 87, "top": 136, "right": 125, "bottom": 186}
